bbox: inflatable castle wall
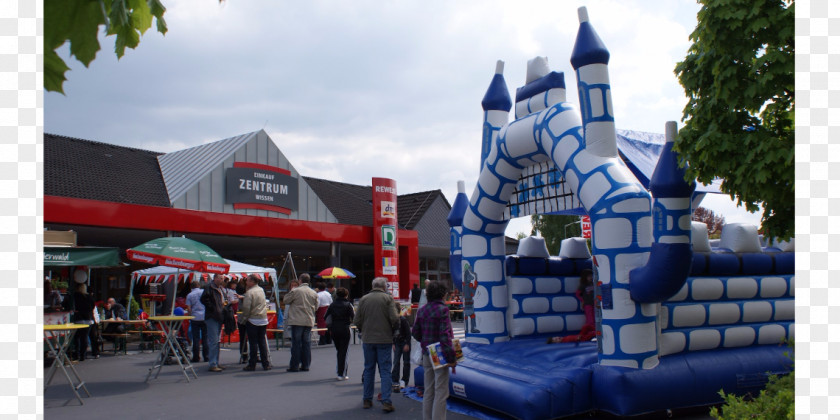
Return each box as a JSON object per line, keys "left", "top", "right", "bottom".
{"left": 433, "top": 7, "right": 794, "bottom": 419}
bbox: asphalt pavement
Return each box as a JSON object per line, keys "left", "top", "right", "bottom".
{"left": 44, "top": 332, "right": 479, "bottom": 420}
{"left": 44, "top": 324, "right": 714, "bottom": 420}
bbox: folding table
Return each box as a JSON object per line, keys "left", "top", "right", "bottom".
{"left": 44, "top": 324, "right": 91, "bottom": 404}
{"left": 145, "top": 315, "right": 197, "bottom": 382}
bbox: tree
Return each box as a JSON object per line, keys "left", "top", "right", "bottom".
{"left": 692, "top": 206, "right": 726, "bottom": 238}
{"left": 45, "top": 0, "right": 169, "bottom": 94}
{"left": 674, "top": 0, "right": 794, "bottom": 241}
{"left": 530, "top": 214, "right": 582, "bottom": 255}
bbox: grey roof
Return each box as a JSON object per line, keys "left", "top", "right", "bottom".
{"left": 158, "top": 131, "right": 258, "bottom": 204}
{"left": 302, "top": 176, "right": 450, "bottom": 231}
{"left": 44, "top": 133, "right": 171, "bottom": 207}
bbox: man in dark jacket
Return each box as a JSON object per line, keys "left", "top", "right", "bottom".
{"left": 410, "top": 283, "right": 421, "bottom": 304}
{"left": 200, "top": 273, "right": 227, "bottom": 372}
{"left": 353, "top": 277, "right": 399, "bottom": 413}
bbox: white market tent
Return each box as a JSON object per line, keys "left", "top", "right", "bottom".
{"left": 129, "top": 259, "right": 277, "bottom": 317}
{"left": 131, "top": 259, "right": 276, "bottom": 285}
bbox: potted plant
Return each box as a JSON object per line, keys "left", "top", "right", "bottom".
{"left": 51, "top": 280, "right": 68, "bottom": 293}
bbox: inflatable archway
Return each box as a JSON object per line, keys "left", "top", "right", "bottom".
{"left": 430, "top": 7, "right": 794, "bottom": 419}
{"left": 461, "top": 6, "right": 693, "bottom": 369}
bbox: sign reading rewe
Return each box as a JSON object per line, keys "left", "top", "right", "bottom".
{"left": 226, "top": 162, "right": 299, "bottom": 214}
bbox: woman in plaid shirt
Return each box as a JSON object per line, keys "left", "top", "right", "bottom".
{"left": 411, "top": 281, "right": 456, "bottom": 420}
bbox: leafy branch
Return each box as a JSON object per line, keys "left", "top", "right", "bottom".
{"left": 44, "top": 0, "right": 168, "bottom": 94}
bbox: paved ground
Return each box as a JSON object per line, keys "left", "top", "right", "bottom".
{"left": 45, "top": 324, "right": 714, "bottom": 419}
{"left": 45, "top": 338, "right": 473, "bottom": 420}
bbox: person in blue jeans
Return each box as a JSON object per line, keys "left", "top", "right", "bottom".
{"left": 283, "top": 274, "right": 318, "bottom": 372}
{"left": 353, "top": 277, "right": 399, "bottom": 413}
{"left": 200, "top": 273, "right": 227, "bottom": 372}
{"left": 184, "top": 281, "right": 208, "bottom": 363}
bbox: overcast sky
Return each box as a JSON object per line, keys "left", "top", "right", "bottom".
{"left": 44, "top": 0, "right": 762, "bottom": 236}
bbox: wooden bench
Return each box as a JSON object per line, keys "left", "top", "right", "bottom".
{"left": 130, "top": 330, "right": 165, "bottom": 352}
{"left": 100, "top": 333, "right": 130, "bottom": 355}
{"left": 267, "top": 329, "right": 285, "bottom": 350}
{"left": 268, "top": 328, "right": 332, "bottom": 348}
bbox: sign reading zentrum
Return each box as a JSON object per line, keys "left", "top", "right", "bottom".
{"left": 225, "top": 162, "right": 299, "bottom": 214}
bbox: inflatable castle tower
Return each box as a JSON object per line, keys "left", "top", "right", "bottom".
{"left": 439, "top": 7, "right": 794, "bottom": 419}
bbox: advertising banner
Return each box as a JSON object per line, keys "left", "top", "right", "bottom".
{"left": 372, "top": 178, "right": 399, "bottom": 297}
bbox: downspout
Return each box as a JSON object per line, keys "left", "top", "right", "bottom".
{"left": 629, "top": 122, "right": 696, "bottom": 303}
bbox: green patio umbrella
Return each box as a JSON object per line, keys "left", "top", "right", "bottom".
{"left": 127, "top": 236, "right": 230, "bottom": 315}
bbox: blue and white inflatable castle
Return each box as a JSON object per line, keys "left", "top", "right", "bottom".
{"left": 425, "top": 7, "right": 794, "bottom": 419}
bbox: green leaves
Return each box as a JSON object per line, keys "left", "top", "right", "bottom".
{"left": 529, "top": 214, "right": 583, "bottom": 255}
{"left": 44, "top": 0, "right": 168, "bottom": 94}
{"left": 674, "top": 0, "right": 794, "bottom": 240}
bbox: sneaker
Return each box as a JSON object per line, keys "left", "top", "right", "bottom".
{"left": 363, "top": 400, "right": 372, "bottom": 409}
{"left": 392, "top": 384, "right": 400, "bottom": 392}
{"left": 209, "top": 366, "right": 223, "bottom": 372}
{"left": 399, "top": 380, "right": 406, "bottom": 389}
{"left": 344, "top": 376, "right": 350, "bottom": 380}
{"left": 263, "top": 365, "right": 272, "bottom": 371}
{"left": 382, "top": 402, "right": 395, "bottom": 413}
{"left": 337, "top": 376, "right": 345, "bottom": 381}
{"left": 243, "top": 365, "right": 256, "bottom": 371}
{"left": 218, "top": 365, "right": 227, "bottom": 370}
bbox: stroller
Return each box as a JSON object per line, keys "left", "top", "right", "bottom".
{"left": 163, "top": 336, "right": 192, "bottom": 365}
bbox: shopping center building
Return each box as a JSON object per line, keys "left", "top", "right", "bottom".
{"left": 44, "top": 130, "right": 456, "bottom": 301}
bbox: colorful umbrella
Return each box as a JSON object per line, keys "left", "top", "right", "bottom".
{"left": 316, "top": 267, "right": 356, "bottom": 279}
{"left": 127, "top": 236, "right": 230, "bottom": 274}
{"left": 127, "top": 236, "right": 229, "bottom": 316}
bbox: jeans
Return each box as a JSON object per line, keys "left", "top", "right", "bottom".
{"left": 190, "top": 320, "right": 207, "bottom": 361}
{"left": 205, "top": 318, "right": 222, "bottom": 368}
{"left": 362, "top": 343, "right": 393, "bottom": 404}
{"left": 289, "top": 326, "right": 312, "bottom": 370}
{"left": 392, "top": 343, "right": 411, "bottom": 385}
{"left": 246, "top": 323, "right": 269, "bottom": 368}
{"left": 423, "top": 353, "right": 450, "bottom": 420}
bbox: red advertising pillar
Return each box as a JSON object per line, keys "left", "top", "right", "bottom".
{"left": 372, "top": 178, "right": 400, "bottom": 298}
{"left": 580, "top": 215, "right": 592, "bottom": 239}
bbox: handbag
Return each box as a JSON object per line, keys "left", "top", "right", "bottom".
{"left": 222, "top": 305, "right": 237, "bottom": 334}
{"left": 410, "top": 337, "right": 422, "bottom": 365}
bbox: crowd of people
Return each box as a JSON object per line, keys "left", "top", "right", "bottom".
{"left": 52, "top": 272, "right": 460, "bottom": 419}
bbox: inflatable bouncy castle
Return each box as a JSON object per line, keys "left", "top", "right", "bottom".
{"left": 422, "top": 7, "right": 794, "bottom": 419}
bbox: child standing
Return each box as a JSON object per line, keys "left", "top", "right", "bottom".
{"left": 576, "top": 269, "right": 595, "bottom": 329}
{"left": 391, "top": 301, "right": 411, "bottom": 392}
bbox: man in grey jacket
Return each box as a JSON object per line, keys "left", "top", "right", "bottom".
{"left": 283, "top": 273, "right": 318, "bottom": 372}
{"left": 353, "top": 277, "right": 399, "bottom": 413}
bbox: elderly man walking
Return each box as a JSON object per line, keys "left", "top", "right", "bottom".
{"left": 353, "top": 277, "right": 399, "bottom": 413}
{"left": 283, "top": 273, "right": 318, "bottom": 372}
